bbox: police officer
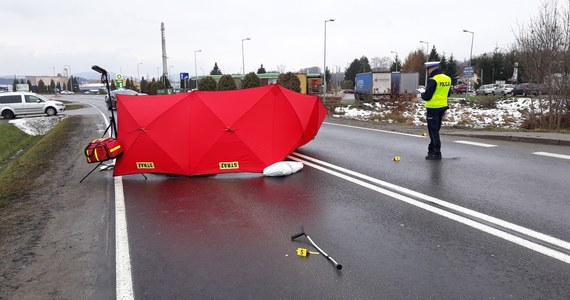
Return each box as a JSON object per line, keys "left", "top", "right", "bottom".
{"left": 421, "top": 61, "right": 451, "bottom": 160}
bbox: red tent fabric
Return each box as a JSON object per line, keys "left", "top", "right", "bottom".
{"left": 113, "top": 85, "right": 327, "bottom": 176}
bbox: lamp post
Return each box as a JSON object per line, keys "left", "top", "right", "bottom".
{"left": 194, "top": 49, "right": 202, "bottom": 90}
{"left": 463, "top": 29, "right": 475, "bottom": 91}
{"left": 390, "top": 51, "right": 399, "bottom": 72}
{"left": 419, "top": 40, "right": 429, "bottom": 86}
{"left": 323, "top": 18, "right": 335, "bottom": 102}
{"left": 137, "top": 62, "right": 143, "bottom": 82}
{"left": 241, "top": 38, "right": 251, "bottom": 75}
{"left": 463, "top": 29, "right": 474, "bottom": 68}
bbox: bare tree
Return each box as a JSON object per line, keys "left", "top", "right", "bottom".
{"left": 513, "top": 0, "right": 570, "bottom": 129}
{"left": 370, "top": 57, "right": 392, "bottom": 72}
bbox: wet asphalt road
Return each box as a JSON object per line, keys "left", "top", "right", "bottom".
{"left": 68, "top": 95, "right": 570, "bottom": 299}
{"left": 122, "top": 125, "right": 569, "bottom": 299}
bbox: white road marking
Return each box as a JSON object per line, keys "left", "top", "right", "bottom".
{"left": 115, "top": 176, "right": 134, "bottom": 300}
{"left": 454, "top": 140, "right": 498, "bottom": 147}
{"left": 533, "top": 152, "right": 570, "bottom": 160}
{"left": 324, "top": 122, "right": 427, "bottom": 138}
{"left": 94, "top": 103, "right": 134, "bottom": 299}
{"left": 289, "top": 152, "right": 570, "bottom": 264}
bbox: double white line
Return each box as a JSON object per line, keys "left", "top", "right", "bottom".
{"left": 288, "top": 152, "right": 570, "bottom": 264}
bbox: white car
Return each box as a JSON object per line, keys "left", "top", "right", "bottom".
{"left": 59, "top": 90, "right": 75, "bottom": 95}
{"left": 0, "top": 92, "right": 66, "bottom": 119}
{"left": 476, "top": 84, "right": 498, "bottom": 96}
{"left": 493, "top": 84, "right": 516, "bottom": 96}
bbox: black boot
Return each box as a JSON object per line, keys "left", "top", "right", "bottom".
{"left": 425, "top": 153, "right": 442, "bottom": 160}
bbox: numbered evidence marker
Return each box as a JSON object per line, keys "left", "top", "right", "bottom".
{"left": 296, "top": 248, "right": 319, "bottom": 257}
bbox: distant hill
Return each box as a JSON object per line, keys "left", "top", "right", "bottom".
{"left": 0, "top": 77, "right": 22, "bottom": 85}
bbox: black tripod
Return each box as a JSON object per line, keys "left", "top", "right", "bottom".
{"left": 79, "top": 65, "right": 119, "bottom": 183}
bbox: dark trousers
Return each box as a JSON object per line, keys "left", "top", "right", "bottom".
{"left": 426, "top": 107, "right": 448, "bottom": 155}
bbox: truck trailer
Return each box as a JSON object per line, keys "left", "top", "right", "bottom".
{"left": 354, "top": 72, "right": 419, "bottom": 101}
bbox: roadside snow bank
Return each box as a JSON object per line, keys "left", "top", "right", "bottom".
{"left": 9, "top": 116, "right": 66, "bottom": 136}
{"left": 335, "top": 97, "right": 534, "bottom": 129}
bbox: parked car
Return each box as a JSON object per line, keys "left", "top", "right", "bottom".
{"left": 475, "top": 84, "right": 498, "bottom": 96}
{"left": 512, "top": 83, "right": 544, "bottom": 96}
{"left": 105, "top": 89, "right": 147, "bottom": 109}
{"left": 0, "top": 92, "right": 66, "bottom": 119}
{"left": 451, "top": 84, "right": 468, "bottom": 94}
{"left": 59, "top": 90, "right": 74, "bottom": 95}
{"left": 493, "top": 84, "right": 516, "bottom": 96}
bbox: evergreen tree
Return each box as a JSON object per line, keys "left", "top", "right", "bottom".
{"left": 140, "top": 77, "right": 148, "bottom": 93}
{"left": 217, "top": 75, "right": 237, "bottom": 91}
{"left": 390, "top": 55, "right": 402, "bottom": 72}
{"left": 358, "top": 56, "right": 372, "bottom": 73}
{"left": 49, "top": 79, "right": 56, "bottom": 93}
{"left": 446, "top": 54, "right": 459, "bottom": 85}
{"left": 111, "top": 79, "right": 116, "bottom": 90}
{"left": 210, "top": 62, "right": 222, "bottom": 75}
{"left": 37, "top": 80, "right": 47, "bottom": 93}
{"left": 428, "top": 46, "right": 440, "bottom": 61}
{"left": 199, "top": 76, "right": 217, "bottom": 91}
{"left": 439, "top": 54, "right": 448, "bottom": 74}
{"left": 277, "top": 72, "right": 301, "bottom": 93}
{"left": 257, "top": 64, "right": 267, "bottom": 74}
{"left": 242, "top": 72, "right": 261, "bottom": 89}
{"left": 325, "top": 67, "right": 332, "bottom": 88}
{"left": 12, "top": 79, "right": 17, "bottom": 92}
{"left": 344, "top": 56, "right": 372, "bottom": 86}
{"left": 27, "top": 80, "right": 32, "bottom": 92}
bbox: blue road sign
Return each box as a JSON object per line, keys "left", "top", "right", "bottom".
{"left": 463, "top": 67, "right": 474, "bottom": 77}
{"left": 180, "top": 72, "right": 189, "bottom": 80}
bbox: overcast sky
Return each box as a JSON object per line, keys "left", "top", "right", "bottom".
{"left": 1, "top": 0, "right": 544, "bottom": 80}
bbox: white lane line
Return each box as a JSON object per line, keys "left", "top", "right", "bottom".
{"left": 533, "top": 152, "right": 570, "bottom": 160}
{"left": 454, "top": 140, "right": 498, "bottom": 147}
{"left": 92, "top": 103, "right": 134, "bottom": 299}
{"left": 289, "top": 152, "right": 570, "bottom": 264}
{"left": 115, "top": 176, "right": 134, "bottom": 300}
{"left": 324, "top": 122, "right": 427, "bottom": 138}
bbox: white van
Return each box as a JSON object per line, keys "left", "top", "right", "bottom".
{"left": 0, "top": 92, "right": 66, "bottom": 119}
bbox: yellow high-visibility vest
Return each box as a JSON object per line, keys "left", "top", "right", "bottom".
{"left": 425, "top": 73, "right": 451, "bottom": 108}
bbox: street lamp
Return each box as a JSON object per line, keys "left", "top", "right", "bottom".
{"left": 463, "top": 29, "right": 475, "bottom": 67}
{"left": 137, "top": 62, "right": 143, "bottom": 81}
{"left": 463, "top": 29, "right": 475, "bottom": 91}
{"left": 241, "top": 38, "right": 251, "bottom": 75}
{"left": 390, "top": 51, "right": 399, "bottom": 72}
{"left": 323, "top": 18, "right": 335, "bottom": 102}
{"left": 419, "top": 40, "right": 429, "bottom": 86}
{"left": 194, "top": 50, "right": 202, "bottom": 90}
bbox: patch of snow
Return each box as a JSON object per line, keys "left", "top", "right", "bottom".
{"left": 335, "top": 97, "right": 535, "bottom": 129}
{"left": 8, "top": 116, "right": 66, "bottom": 136}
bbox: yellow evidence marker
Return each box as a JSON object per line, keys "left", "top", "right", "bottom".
{"left": 296, "top": 248, "right": 320, "bottom": 257}
{"left": 393, "top": 156, "right": 401, "bottom": 162}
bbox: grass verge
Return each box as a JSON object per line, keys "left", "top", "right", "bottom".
{"left": 0, "top": 124, "right": 41, "bottom": 165}
{"left": 0, "top": 117, "right": 76, "bottom": 208}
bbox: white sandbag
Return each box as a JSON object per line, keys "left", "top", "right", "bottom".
{"left": 263, "top": 161, "right": 303, "bottom": 177}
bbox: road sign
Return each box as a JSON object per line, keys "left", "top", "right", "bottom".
{"left": 116, "top": 74, "right": 123, "bottom": 80}
{"left": 180, "top": 72, "right": 189, "bottom": 80}
{"left": 463, "top": 67, "right": 474, "bottom": 77}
